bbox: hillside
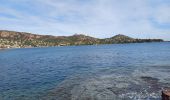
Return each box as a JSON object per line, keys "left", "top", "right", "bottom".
{"left": 0, "top": 30, "right": 163, "bottom": 48}
{"left": 101, "top": 34, "right": 135, "bottom": 44}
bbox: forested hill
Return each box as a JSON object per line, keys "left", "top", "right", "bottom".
{"left": 0, "top": 30, "right": 163, "bottom": 48}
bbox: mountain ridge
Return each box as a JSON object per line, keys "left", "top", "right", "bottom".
{"left": 0, "top": 30, "right": 163, "bottom": 48}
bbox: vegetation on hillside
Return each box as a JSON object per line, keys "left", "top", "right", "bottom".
{"left": 0, "top": 30, "right": 163, "bottom": 48}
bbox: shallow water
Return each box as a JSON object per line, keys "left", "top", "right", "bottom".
{"left": 0, "top": 42, "right": 170, "bottom": 100}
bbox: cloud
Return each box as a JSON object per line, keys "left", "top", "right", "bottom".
{"left": 0, "top": 0, "right": 170, "bottom": 40}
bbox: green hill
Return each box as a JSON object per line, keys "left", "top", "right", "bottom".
{"left": 0, "top": 30, "right": 163, "bottom": 48}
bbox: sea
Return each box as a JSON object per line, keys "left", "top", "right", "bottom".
{"left": 0, "top": 42, "right": 170, "bottom": 100}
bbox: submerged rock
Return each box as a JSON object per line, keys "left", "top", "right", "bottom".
{"left": 141, "top": 76, "right": 159, "bottom": 83}
{"left": 41, "top": 66, "right": 170, "bottom": 100}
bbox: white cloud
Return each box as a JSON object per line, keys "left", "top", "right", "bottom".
{"left": 153, "top": 5, "right": 170, "bottom": 24}
{"left": 0, "top": 0, "right": 170, "bottom": 40}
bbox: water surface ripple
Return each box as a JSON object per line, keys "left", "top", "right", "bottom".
{"left": 0, "top": 43, "right": 170, "bottom": 100}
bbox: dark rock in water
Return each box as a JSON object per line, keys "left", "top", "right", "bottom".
{"left": 42, "top": 78, "right": 79, "bottom": 100}
{"left": 162, "top": 89, "right": 170, "bottom": 100}
{"left": 140, "top": 76, "right": 159, "bottom": 84}
{"left": 140, "top": 76, "right": 161, "bottom": 92}
{"left": 42, "top": 75, "right": 121, "bottom": 100}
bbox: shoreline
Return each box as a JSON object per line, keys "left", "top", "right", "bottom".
{"left": 0, "top": 41, "right": 167, "bottom": 50}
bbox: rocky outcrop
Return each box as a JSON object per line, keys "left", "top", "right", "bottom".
{"left": 162, "top": 90, "right": 170, "bottom": 100}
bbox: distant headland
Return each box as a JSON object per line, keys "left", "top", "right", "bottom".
{"left": 0, "top": 30, "right": 163, "bottom": 49}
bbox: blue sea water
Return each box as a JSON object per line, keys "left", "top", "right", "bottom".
{"left": 0, "top": 42, "right": 170, "bottom": 100}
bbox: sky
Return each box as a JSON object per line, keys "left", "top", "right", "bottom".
{"left": 0, "top": 0, "right": 170, "bottom": 40}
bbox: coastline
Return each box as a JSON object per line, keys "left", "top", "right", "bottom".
{"left": 0, "top": 30, "right": 164, "bottom": 49}
{"left": 0, "top": 41, "right": 167, "bottom": 50}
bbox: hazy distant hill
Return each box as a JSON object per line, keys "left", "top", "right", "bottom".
{"left": 102, "top": 34, "right": 163, "bottom": 44}
{"left": 0, "top": 30, "right": 163, "bottom": 48}
{"left": 101, "top": 34, "right": 135, "bottom": 44}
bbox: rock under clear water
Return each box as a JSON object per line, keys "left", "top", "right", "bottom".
{"left": 0, "top": 43, "right": 170, "bottom": 100}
